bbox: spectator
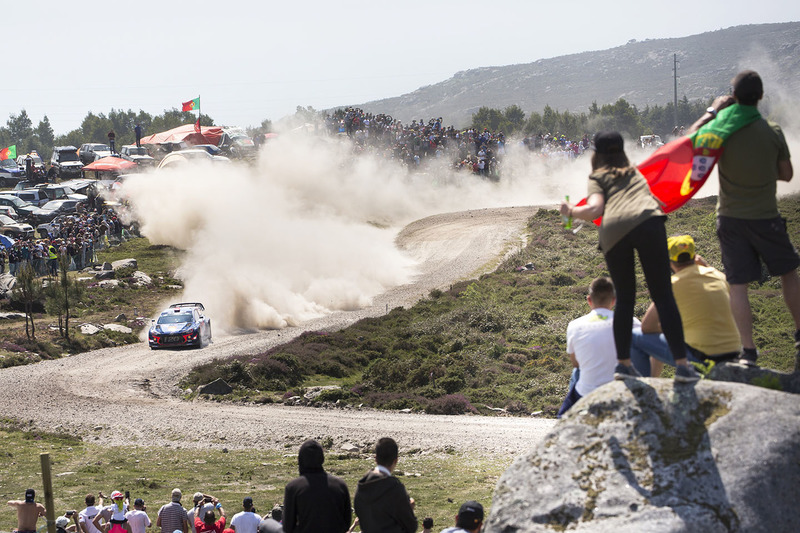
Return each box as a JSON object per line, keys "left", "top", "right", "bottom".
{"left": 439, "top": 501, "right": 483, "bottom": 533}
{"left": 157, "top": 489, "right": 190, "bottom": 533}
{"left": 135, "top": 124, "right": 143, "bottom": 148}
{"left": 92, "top": 491, "right": 131, "bottom": 533}
{"left": 230, "top": 498, "right": 260, "bottom": 533}
{"left": 57, "top": 511, "right": 81, "bottom": 533}
{"left": 687, "top": 70, "right": 798, "bottom": 367}
{"left": 194, "top": 498, "right": 225, "bottom": 533}
{"left": 560, "top": 131, "right": 700, "bottom": 383}
{"left": 79, "top": 493, "right": 105, "bottom": 533}
{"left": 108, "top": 130, "right": 116, "bottom": 153}
{"left": 557, "top": 277, "right": 636, "bottom": 418}
{"left": 422, "top": 517, "right": 434, "bottom": 533}
{"left": 630, "top": 235, "right": 741, "bottom": 376}
{"left": 125, "top": 499, "right": 151, "bottom": 533}
{"left": 283, "top": 439, "right": 351, "bottom": 533}
{"left": 7, "top": 489, "right": 46, "bottom": 533}
{"left": 353, "top": 437, "right": 417, "bottom": 533}
{"left": 187, "top": 494, "right": 214, "bottom": 533}
{"left": 256, "top": 518, "right": 282, "bottom": 533}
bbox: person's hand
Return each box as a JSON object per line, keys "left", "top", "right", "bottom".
{"left": 409, "top": 497, "right": 415, "bottom": 510}
{"left": 212, "top": 498, "right": 219, "bottom": 505}
{"left": 710, "top": 95, "right": 735, "bottom": 112}
{"left": 559, "top": 201, "right": 572, "bottom": 217}
{"left": 694, "top": 254, "right": 709, "bottom": 267}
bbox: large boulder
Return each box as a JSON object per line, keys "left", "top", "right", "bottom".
{"left": 486, "top": 379, "right": 800, "bottom": 533}
{"left": 707, "top": 361, "right": 800, "bottom": 393}
{"left": 198, "top": 378, "right": 232, "bottom": 395}
{"left": 111, "top": 258, "right": 137, "bottom": 271}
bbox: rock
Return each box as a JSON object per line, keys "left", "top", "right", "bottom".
{"left": 111, "top": 258, "right": 137, "bottom": 271}
{"left": 104, "top": 324, "right": 132, "bottom": 334}
{"left": 0, "top": 273, "right": 16, "bottom": 296}
{"left": 340, "top": 442, "right": 360, "bottom": 453}
{"left": 114, "top": 314, "right": 127, "bottom": 322}
{"left": 131, "top": 271, "right": 153, "bottom": 287}
{"left": 707, "top": 361, "right": 800, "bottom": 394}
{"left": 0, "top": 312, "right": 25, "bottom": 320}
{"left": 80, "top": 324, "right": 101, "bottom": 335}
{"left": 304, "top": 385, "right": 341, "bottom": 400}
{"left": 486, "top": 379, "right": 800, "bottom": 533}
{"left": 95, "top": 270, "right": 115, "bottom": 280}
{"left": 102, "top": 262, "right": 113, "bottom": 271}
{"left": 198, "top": 378, "right": 232, "bottom": 395}
{"left": 98, "top": 280, "right": 120, "bottom": 288}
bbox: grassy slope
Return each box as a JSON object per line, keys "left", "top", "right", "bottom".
{"left": 184, "top": 195, "right": 800, "bottom": 415}
{"left": 0, "top": 424, "right": 504, "bottom": 531}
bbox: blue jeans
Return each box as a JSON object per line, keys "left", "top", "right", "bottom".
{"left": 630, "top": 330, "right": 702, "bottom": 376}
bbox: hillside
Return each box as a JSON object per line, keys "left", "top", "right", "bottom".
{"left": 357, "top": 22, "right": 800, "bottom": 127}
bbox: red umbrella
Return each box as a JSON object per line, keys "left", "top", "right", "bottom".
{"left": 82, "top": 156, "right": 137, "bottom": 172}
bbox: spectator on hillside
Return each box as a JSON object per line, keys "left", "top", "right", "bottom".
{"left": 187, "top": 494, "right": 214, "bottom": 533}
{"left": 8, "top": 489, "right": 46, "bottom": 533}
{"left": 194, "top": 499, "right": 225, "bottom": 533}
{"left": 256, "top": 518, "right": 282, "bottom": 533}
{"left": 230, "top": 498, "right": 260, "bottom": 533}
{"left": 560, "top": 131, "right": 700, "bottom": 383}
{"left": 687, "top": 70, "right": 798, "bottom": 368}
{"left": 630, "top": 235, "right": 741, "bottom": 376}
{"left": 56, "top": 511, "right": 81, "bottom": 533}
{"left": 108, "top": 130, "right": 116, "bottom": 153}
{"left": 79, "top": 493, "right": 105, "bottom": 533}
{"left": 283, "top": 439, "right": 351, "bottom": 533}
{"left": 353, "top": 437, "right": 417, "bottom": 533}
{"left": 125, "top": 499, "right": 151, "bottom": 533}
{"left": 439, "top": 501, "right": 483, "bottom": 533}
{"left": 92, "top": 490, "right": 131, "bottom": 533}
{"left": 557, "top": 277, "right": 637, "bottom": 418}
{"left": 156, "top": 489, "right": 190, "bottom": 533}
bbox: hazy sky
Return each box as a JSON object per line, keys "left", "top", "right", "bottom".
{"left": 7, "top": 1, "right": 800, "bottom": 135}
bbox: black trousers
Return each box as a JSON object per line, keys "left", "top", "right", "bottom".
{"left": 604, "top": 216, "right": 686, "bottom": 362}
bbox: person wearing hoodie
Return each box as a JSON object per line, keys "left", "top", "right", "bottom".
{"left": 282, "top": 440, "right": 351, "bottom": 533}
{"left": 353, "top": 437, "right": 417, "bottom": 533}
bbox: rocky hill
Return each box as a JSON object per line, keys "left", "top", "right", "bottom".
{"left": 357, "top": 22, "right": 800, "bottom": 127}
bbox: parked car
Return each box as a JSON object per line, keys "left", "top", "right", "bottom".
{"left": 30, "top": 199, "right": 80, "bottom": 223}
{"left": 0, "top": 158, "right": 24, "bottom": 187}
{"left": 0, "top": 194, "right": 38, "bottom": 219}
{"left": 78, "top": 143, "right": 112, "bottom": 165}
{"left": 118, "top": 145, "right": 156, "bottom": 167}
{"left": 0, "top": 205, "right": 19, "bottom": 219}
{"left": 15, "top": 151, "right": 45, "bottom": 173}
{"left": 218, "top": 128, "right": 257, "bottom": 159}
{"left": 148, "top": 302, "right": 212, "bottom": 349}
{"left": 157, "top": 149, "right": 230, "bottom": 169}
{"left": 49, "top": 146, "right": 84, "bottom": 181}
{"left": 192, "top": 144, "right": 224, "bottom": 156}
{"left": 0, "top": 214, "right": 34, "bottom": 239}
{"left": 39, "top": 184, "right": 87, "bottom": 203}
{"left": 9, "top": 188, "right": 49, "bottom": 207}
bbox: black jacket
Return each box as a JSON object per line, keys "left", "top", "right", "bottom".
{"left": 353, "top": 469, "right": 417, "bottom": 533}
{"left": 283, "top": 441, "right": 351, "bottom": 533}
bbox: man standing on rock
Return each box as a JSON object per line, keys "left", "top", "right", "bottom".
{"left": 283, "top": 440, "right": 351, "bottom": 533}
{"left": 353, "top": 437, "right": 417, "bottom": 533}
{"left": 439, "top": 501, "right": 483, "bottom": 533}
{"left": 687, "top": 69, "right": 798, "bottom": 367}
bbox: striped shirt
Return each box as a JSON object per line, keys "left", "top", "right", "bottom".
{"left": 158, "top": 502, "right": 188, "bottom": 533}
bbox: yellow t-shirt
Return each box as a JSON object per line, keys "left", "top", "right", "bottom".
{"left": 671, "top": 264, "right": 741, "bottom": 355}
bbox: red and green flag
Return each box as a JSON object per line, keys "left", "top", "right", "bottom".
{"left": 182, "top": 97, "right": 200, "bottom": 112}
{"left": 578, "top": 103, "right": 761, "bottom": 224}
{"left": 0, "top": 144, "right": 16, "bottom": 161}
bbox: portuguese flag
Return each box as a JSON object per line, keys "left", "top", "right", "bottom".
{"left": 0, "top": 144, "right": 16, "bottom": 161}
{"left": 182, "top": 97, "right": 200, "bottom": 112}
{"left": 578, "top": 103, "right": 761, "bottom": 224}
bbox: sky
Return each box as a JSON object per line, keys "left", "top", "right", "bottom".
{"left": 6, "top": 1, "right": 800, "bottom": 135}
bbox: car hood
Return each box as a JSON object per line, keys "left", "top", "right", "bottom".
{"left": 151, "top": 322, "right": 196, "bottom": 334}
{"left": 1, "top": 222, "right": 33, "bottom": 232}
{"left": 60, "top": 161, "right": 84, "bottom": 169}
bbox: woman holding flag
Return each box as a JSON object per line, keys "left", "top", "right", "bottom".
{"left": 560, "top": 132, "right": 701, "bottom": 382}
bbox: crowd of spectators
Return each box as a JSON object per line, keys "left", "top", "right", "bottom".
{"left": 7, "top": 438, "right": 484, "bottom": 533}
{"left": 0, "top": 206, "right": 129, "bottom": 277}
{"left": 521, "top": 133, "right": 592, "bottom": 159}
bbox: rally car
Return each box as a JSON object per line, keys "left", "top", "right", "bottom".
{"left": 148, "top": 302, "right": 212, "bottom": 349}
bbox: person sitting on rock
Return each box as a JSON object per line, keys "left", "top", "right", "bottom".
{"left": 439, "top": 501, "right": 483, "bottom": 533}
{"left": 557, "top": 277, "right": 637, "bottom": 418}
{"left": 630, "top": 235, "right": 742, "bottom": 376}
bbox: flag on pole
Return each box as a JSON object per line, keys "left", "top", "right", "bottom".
{"left": 195, "top": 118, "right": 201, "bottom": 134}
{"left": 577, "top": 103, "right": 761, "bottom": 225}
{"left": 182, "top": 97, "right": 200, "bottom": 112}
{"left": 0, "top": 144, "right": 16, "bottom": 161}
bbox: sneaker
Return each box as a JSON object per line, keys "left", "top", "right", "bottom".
{"left": 738, "top": 347, "right": 759, "bottom": 367}
{"left": 674, "top": 364, "right": 701, "bottom": 383}
{"left": 614, "top": 363, "right": 642, "bottom": 380}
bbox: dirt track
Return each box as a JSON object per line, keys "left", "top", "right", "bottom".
{"left": 0, "top": 206, "right": 557, "bottom": 454}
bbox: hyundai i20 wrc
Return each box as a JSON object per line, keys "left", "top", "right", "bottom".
{"left": 148, "top": 302, "right": 212, "bottom": 349}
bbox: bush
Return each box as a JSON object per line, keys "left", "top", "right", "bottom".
{"left": 426, "top": 394, "right": 478, "bottom": 415}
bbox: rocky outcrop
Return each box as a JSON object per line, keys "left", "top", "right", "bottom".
{"left": 198, "top": 378, "right": 233, "bottom": 395}
{"left": 486, "top": 379, "right": 800, "bottom": 532}
{"left": 111, "top": 258, "right": 137, "bottom": 271}
{"left": 707, "top": 361, "right": 800, "bottom": 393}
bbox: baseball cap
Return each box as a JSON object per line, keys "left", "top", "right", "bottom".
{"left": 25, "top": 489, "right": 35, "bottom": 503}
{"left": 111, "top": 491, "right": 124, "bottom": 500}
{"left": 593, "top": 131, "right": 624, "bottom": 155}
{"left": 193, "top": 492, "right": 204, "bottom": 503}
{"left": 243, "top": 497, "right": 253, "bottom": 508}
{"left": 171, "top": 488, "right": 182, "bottom": 502}
{"left": 667, "top": 235, "right": 695, "bottom": 263}
{"left": 56, "top": 517, "right": 70, "bottom": 529}
{"left": 134, "top": 499, "right": 144, "bottom": 507}
{"left": 456, "top": 501, "right": 484, "bottom": 529}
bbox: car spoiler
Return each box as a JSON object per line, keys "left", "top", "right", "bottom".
{"left": 168, "top": 302, "right": 205, "bottom": 311}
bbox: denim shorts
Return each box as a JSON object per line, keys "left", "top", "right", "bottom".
{"left": 717, "top": 215, "right": 800, "bottom": 284}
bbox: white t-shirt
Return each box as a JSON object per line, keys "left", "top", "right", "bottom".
{"left": 230, "top": 511, "right": 261, "bottom": 533}
{"left": 566, "top": 308, "right": 640, "bottom": 397}
{"left": 125, "top": 510, "right": 151, "bottom": 533}
{"left": 187, "top": 503, "right": 215, "bottom": 533}
{"left": 79, "top": 505, "right": 103, "bottom": 533}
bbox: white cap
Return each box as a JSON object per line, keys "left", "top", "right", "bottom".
{"left": 56, "top": 517, "right": 70, "bottom": 529}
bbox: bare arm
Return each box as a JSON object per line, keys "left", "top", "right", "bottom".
{"left": 640, "top": 302, "right": 662, "bottom": 334}
{"left": 568, "top": 352, "right": 579, "bottom": 368}
{"left": 778, "top": 160, "right": 793, "bottom": 182}
{"left": 686, "top": 95, "right": 735, "bottom": 135}
{"left": 560, "top": 193, "right": 605, "bottom": 222}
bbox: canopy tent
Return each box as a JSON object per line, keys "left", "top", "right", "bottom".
{"left": 138, "top": 124, "right": 225, "bottom": 147}
{"left": 0, "top": 234, "right": 14, "bottom": 250}
{"left": 82, "top": 156, "right": 137, "bottom": 172}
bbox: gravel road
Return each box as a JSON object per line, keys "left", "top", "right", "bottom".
{"left": 0, "top": 206, "right": 556, "bottom": 455}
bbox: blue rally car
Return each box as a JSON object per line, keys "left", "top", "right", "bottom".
{"left": 148, "top": 302, "right": 212, "bottom": 349}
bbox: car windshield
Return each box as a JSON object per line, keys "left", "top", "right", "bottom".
{"left": 91, "top": 145, "right": 111, "bottom": 152}
{"left": 1, "top": 196, "right": 28, "bottom": 207}
{"left": 0, "top": 214, "right": 15, "bottom": 225}
{"left": 157, "top": 313, "right": 193, "bottom": 324}
{"left": 0, "top": 159, "right": 17, "bottom": 168}
{"left": 58, "top": 151, "right": 80, "bottom": 162}
{"left": 128, "top": 148, "right": 148, "bottom": 156}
